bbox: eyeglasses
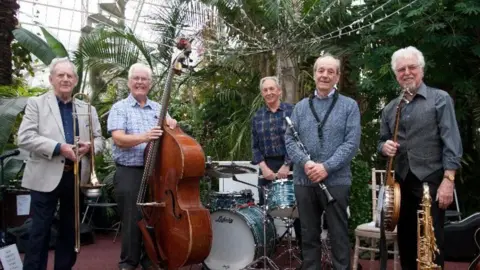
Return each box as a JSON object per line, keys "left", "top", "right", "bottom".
{"left": 396, "top": 64, "right": 420, "bottom": 73}
{"left": 131, "top": 76, "right": 150, "bottom": 82}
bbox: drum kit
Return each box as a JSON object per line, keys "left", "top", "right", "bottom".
{"left": 203, "top": 159, "right": 331, "bottom": 270}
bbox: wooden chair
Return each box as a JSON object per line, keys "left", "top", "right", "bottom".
{"left": 352, "top": 168, "right": 399, "bottom": 270}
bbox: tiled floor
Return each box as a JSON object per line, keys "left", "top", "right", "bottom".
{"left": 27, "top": 233, "right": 471, "bottom": 270}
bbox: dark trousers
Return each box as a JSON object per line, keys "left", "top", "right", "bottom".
{"left": 397, "top": 170, "right": 445, "bottom": 270}
{"left": 23, "top": 171, "right": 77, "bottom": 270}
{"left": 114, "top": 165, "right": 152, "bottom": 270}
{"left": 295, "top": 185, "right": 350, "bottom": 270}
{"left": 258, "top": 157, "right": 302, "bottom": 252}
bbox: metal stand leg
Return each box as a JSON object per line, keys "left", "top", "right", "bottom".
{"left": 274, "top": 217, "right": 302, "bottom": 270}
{"left": 243, "top": 186, "right": 279, "bottom": 270}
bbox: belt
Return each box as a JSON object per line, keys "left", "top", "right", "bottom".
{"left": 115, "top": 163, "right": 144, "bottom": 169}
{"left": 64, "top": 164, "right": 73, "bottom": 172}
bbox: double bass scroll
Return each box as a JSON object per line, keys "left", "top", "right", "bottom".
{"left": 137, "top": 38, "right": 212, "bottom": 270}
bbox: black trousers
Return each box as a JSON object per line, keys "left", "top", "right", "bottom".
{"left": 23, "top": 171, "right": 77, "bottom": 270}
{"left": 257, "top": 157, "right": 302, "bottom": 251}
{"left": 397, "top": 169, "right": 445, "bottom": 270}
{"left": 295, "top": 185, "right": 351, "bottom": 270}
{"left": 114, "top": 165, "right": 152, "bottom": 270}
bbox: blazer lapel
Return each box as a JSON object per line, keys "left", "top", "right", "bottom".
{"left": 47, "top": 91, "right": 65, "bottom": 140}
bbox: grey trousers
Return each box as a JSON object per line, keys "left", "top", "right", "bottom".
{"left": 114, "top": 165, "right": 152, "bottom": 270}
{"left": 294, "top": 184, "right": 351, "bottom": 270}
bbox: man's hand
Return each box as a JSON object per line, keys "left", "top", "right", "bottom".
{"left": 60, "top": 144, "right": 77, "bottom": 162}
{"left": 143, "top": 126, "right": 163, "bottom": 142}
{"left": 437, "top": 179, "right": 454, "bottom": 209}
{"left": 166, "top": 117, "right": 177, "bottom": 129}
{"left": 382, "top": 140, "right": 400, "bottom": 157}
{"left": 261, "top": 167, "right": 276, "bottom": 181}
{"left": 76, "top": 141, "right": 91, "bottom": 158}
{"left": 277, "top": 165, "right": 290, "bottom": 179}
{"left": 305, "top": 162, "right": 328, "bottom": 183}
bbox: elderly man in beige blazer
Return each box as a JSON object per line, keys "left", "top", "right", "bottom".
{"left": 17, "top": 57, "right": 104, "bottom": 270}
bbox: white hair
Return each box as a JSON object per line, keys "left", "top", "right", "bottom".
{"left": 313, "top": 53, "right": 341, "bottom": 76}
{"left": 128, "top": 63, "right": 152, "bottom": 79}
{"left": 391, "top": 46, "right": 425, "bottom": 72}
{"left": 49, "top": 57, "right": 77, "bottom": 78}
{"left": 259, "top": 76, "right": 280, "bottom": 91}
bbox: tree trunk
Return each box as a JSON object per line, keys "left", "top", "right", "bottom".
{"left": 0, "top": 0, "right": 20, "bottom": 86}
{"left": 276, "top": 49, "right": 298, "bottom": 104}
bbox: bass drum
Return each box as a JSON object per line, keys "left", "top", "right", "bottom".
{"left": 204, "top": 206, "right": 277, "bottom": 270}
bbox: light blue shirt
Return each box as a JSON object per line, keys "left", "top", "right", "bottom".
{"left": 107, "top": 94, "right": 168, "bottom": 166}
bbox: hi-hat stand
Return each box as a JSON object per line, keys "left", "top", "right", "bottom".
{"left": 274, "top": 211, "right": 302, "bottom": 269}
{"left": 231, "top": 175, "right": 279, "bottom": 270}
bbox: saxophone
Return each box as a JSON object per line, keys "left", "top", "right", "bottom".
{"left": 417, "top": 182, "right": 441, "bottom": 270}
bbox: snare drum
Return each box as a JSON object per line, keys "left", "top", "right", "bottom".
{"left": 268, "top": 179, "right": 299, "bottom": 218}
{"left": 204, "top": 206, "right": 277, "bottom": 270}
{"left": 209, "top": 191, "right": 255, "bottom": 212}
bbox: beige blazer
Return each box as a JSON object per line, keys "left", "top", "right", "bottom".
{"left": 17, "top": 90, "right": 104, "bottom": 192}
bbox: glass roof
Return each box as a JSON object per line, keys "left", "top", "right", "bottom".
{"left": 17, "top": 0, "right": 176, "bottom": 87}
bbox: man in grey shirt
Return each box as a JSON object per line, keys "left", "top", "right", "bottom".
{"left": 378, "top": 46, "right": 463, "bottom": 269}
{"left": 286, "top": 54, "right": 361, "bottom": 270}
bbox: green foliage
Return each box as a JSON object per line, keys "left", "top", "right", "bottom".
{"left": 349, "top": 158, "right": 372, "bottom": 240}
{"left": 12, "top": 27, "right": 57, "bottom": 65}
{"left": 11, "top": 41, "right": 35, "bottom": 78}
{"left": 39, "top": 26, "right": 68, "bottom": 58}
{"left": 0, "top": 98, "right": 28, "bottom": 154}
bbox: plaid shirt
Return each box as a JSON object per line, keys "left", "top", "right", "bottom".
{"left": 251, "top": 102, "right": 294, "bottom": 165}
{"left": 107, "top": 94, "right": 169, "bottom": 166}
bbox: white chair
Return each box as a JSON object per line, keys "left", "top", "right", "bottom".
{"left": 352, "top": 168, "right": 399, "bottom": 270}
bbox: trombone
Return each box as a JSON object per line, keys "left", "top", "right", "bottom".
{"left": 72, "top": 93, "right": 104, "bottom": 253}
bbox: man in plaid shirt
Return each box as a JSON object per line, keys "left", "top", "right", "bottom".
{"left": 251, "top": 76, "right": 302, "bottom": 262}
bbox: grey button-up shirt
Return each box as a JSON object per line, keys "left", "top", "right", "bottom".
{"left": 377, "top": 83, "right": 463, "bottom": 181}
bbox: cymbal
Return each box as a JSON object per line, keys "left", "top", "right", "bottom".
{"left": 205, "top": 163, "right": 257, "bottom": 178}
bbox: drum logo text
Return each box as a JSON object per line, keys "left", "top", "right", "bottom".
{"left": 215, "top": 216, "right": 233, "bottom": 223}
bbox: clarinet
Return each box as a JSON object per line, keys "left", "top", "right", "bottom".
{"left": 285, "top": 116, "right": 336, "bottom": 204}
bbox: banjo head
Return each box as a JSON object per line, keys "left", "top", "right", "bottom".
{"left": 376, "top": 183, "right": 401, "bottom": 231}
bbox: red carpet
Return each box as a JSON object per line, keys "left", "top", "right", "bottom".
{"left": 23, "top": 232, "right": 469, "bottom": 269}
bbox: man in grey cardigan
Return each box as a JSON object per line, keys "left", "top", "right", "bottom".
{"left": 378, "top": 46, "right": 462, "bottom": 269}
{"left": 285, "top": 54, "right": 361, "bottom": 270}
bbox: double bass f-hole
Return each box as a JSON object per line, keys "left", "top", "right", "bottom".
{"left": 165, "top": 189, "right": 182, "bottom": 219}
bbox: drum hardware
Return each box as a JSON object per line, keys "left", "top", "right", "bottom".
{"left": 231, "top": 175, "right": 279, "bottom": 270}
{"left": 265, "top": 178, "right": 298, "bottom": 219}
{"left": 274, "top": 216, "right": 302, "bottom": 270}
{"left": 205, "top": 161, "right": 257, "bottom": 179}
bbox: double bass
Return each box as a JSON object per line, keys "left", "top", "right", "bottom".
{"left": 136, "top": 38, "right": 212, "bottom": 269}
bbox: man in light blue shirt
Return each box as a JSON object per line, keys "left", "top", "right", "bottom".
{"left": 107, "top": 62, "right": 177, "bottom": 270}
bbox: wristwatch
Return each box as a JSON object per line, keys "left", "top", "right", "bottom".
{"left": 444, "top": 174, "right": 455, "bottom": 182}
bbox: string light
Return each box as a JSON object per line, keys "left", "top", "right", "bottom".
{"left": 299, "top": 0, "right": 420, "bottom": 46}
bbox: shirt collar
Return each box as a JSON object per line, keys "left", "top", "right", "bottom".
{"left": 415, "top": 82, "right": 427, "bottom": 98}
{"left": 263, "top": 102, "right": 286, "bottom": 113}
{"left": 315, "top": 88, "right": 336, "bottom": 99}
{"left": 127, "top": 94, "right": 154, "bottom": 108}
{"left": 56, "top": 95, "right": 72, "bottom": 105}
